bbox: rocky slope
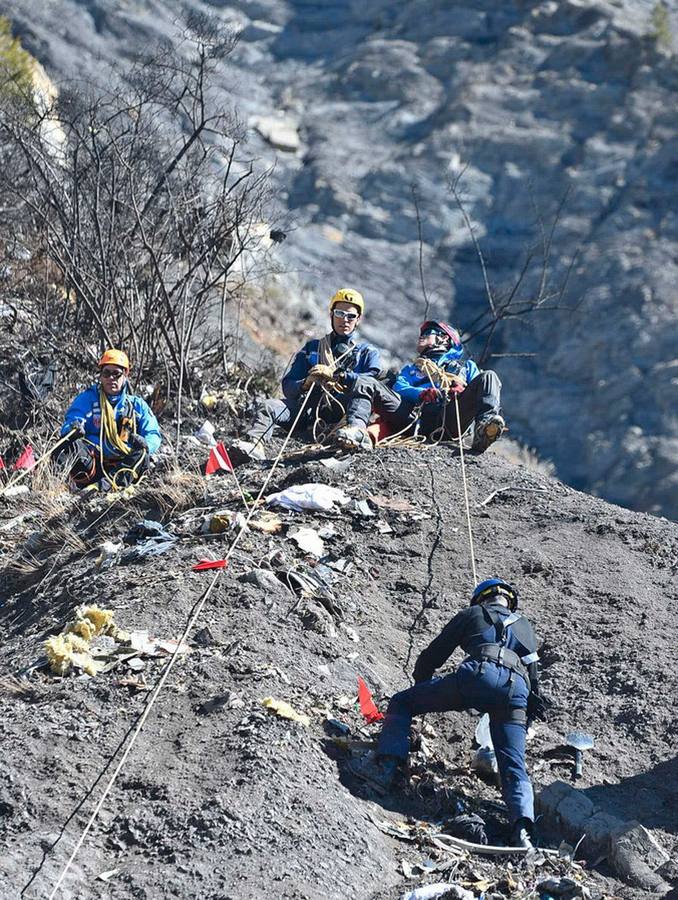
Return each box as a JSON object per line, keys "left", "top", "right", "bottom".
{"left": 3, "top": 0, "right": 677, "bottom": 520}
{"left": 0, "top": 442, "right": 676, "bottom": 899}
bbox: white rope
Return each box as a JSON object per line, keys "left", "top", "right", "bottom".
{"left": 453, "top": 391, "right": 477, "bottom": 587}
{"left": 417, "top": 361, "right": 478, "bottom": 588}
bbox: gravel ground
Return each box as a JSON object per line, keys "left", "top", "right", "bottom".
{"left": 1, "top": 445, "right": 676, "bottom": 899}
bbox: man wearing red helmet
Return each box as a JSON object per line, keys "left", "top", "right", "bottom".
{"left": 337, "top": 320, "right": 504, "bottom": 452}
{"left": 58, "top": 349, "right": 161, "bottom": 488}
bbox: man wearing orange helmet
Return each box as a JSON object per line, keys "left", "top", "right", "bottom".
{"left": 235, "top": 288, "right": 382, "bottom": 458}
{"left": 59, "top": 349, "right": 162, "bottom": 487}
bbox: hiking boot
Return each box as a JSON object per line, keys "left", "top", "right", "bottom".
{"left": 348, "top": 752, "right": 399, "bottom": 793}
{"left": 335, "top": 424, "right": 373, "bottom": 452}
{"left": 228, "top": 439, "right": 267, "bottom": 465}
{"left": 510, "top": 817, "right": 534, "bottom": 849}
{"left": 472, "top": 413, "right": 505, "bottom": 453}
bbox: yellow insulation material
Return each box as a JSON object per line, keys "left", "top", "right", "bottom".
{"left": 45, "top": 604, "right": 119, "bottom": 676}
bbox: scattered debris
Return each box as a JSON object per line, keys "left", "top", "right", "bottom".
{"left": 289, "top": 526, "right": 325, "bottom": 558}
{"left": 192, "top": 558, "right": 228, "bottom": 571}
{"left": 96, "top": 540, "right": 122, "bottom": 570}
{"left": 122, "top": 520, "right": 177, "bottom": 562}
{"left": 44, "top": 608, "right": 192, "bottom": 679}
{"left": 204, "top": 511, "right": 248, "bottom": 534}
{"left": 443, "top": 813, "right": 488, "bottom": 846}
{"left": 369, "top": 494, "right": 416, "bottom": 513}
{"left": 401, "top": 883, "right": 474, "bottom": 900}
{"left": 249, "top": 511, "right": 283, "bottom": 534}
{"left": 200, "top": 387, "right": 218, "bottom": 411}
{"left": 471, "top": 713, "right": 499, "bottom": 778}
{"left": 325, "top": 718, "right": 350, "bottom": 736}
{"left": 45, "top": 605, "right": 123, "bottom": 676}
{"left": 319, "top": 457, "right": 352, "bottom": 471}
{"left": 537, "top": 876, "right": 589, "bottom": 899}
{"left": 194, "top": 420, "right": 217, "bottom": 446}
{"left": 96, "top": 868, "right": 121, "bottom": 883}
{"left": 348, "top": 498, "right": 376, "bottom": 518}
{"left": 266, "top": 483, "right": 350, "bottom": 513}
{"left": 260, "top": 697, "right": 310, "bottom": 726}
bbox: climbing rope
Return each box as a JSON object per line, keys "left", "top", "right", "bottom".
{"left": 45, "top": 390, "right": 318, "bottom": 898}
{"left": 453, "top": 391, "right": 477, "bottom": 586}
{"left": 417, "top": 356, "right": 478, "bottom": 587}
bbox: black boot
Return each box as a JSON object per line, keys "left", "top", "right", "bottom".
{"left": 348, "top": 752, "right": 400, "bottom": 793}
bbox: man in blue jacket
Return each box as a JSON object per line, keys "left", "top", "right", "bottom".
{"left": 338, "top": 321, "right": 504, "bottom": 452}
{"left": 350, "top": 578, "right": 544, "bottom": 849}
{"left": 59, "top": 349, "right": 162, "bottom": 488}
{"left": 238, "top": 289, "right": 382, "bottom": 457}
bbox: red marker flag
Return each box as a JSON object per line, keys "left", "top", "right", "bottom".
{"left": 0, "top": 455, "right": 5, "bottom": 470}
{"left": 205, "top": 442, "right": 234, "bottom": 475}
{"left": 357, "top": 676, "right": 384, "bottom": 724}
{"left": 14, "top": 445, "right": 36, "bottom": 470}
{"left": 192, "top": 558, "right": 228, "bottom": 571}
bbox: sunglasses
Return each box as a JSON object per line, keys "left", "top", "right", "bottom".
{"left": 333, "top": 309, "right": 359, "bottom": 321}
{"left": 420, "top": 328, "right": 447, "bottom": 338}
{"left": 101, "top": 368, "right": 125, "bottom": 378}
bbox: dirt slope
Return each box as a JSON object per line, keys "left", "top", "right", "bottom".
{"left": 0, "top": 446, "right": 676, "bottom": 899}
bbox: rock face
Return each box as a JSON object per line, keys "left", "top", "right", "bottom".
{"left": 3, "top": 0, "right": 678, "bottom": 518}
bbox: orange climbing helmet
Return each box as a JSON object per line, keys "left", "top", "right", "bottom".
{"left": 98, "top": 349, "right": 130, "bottom": 371}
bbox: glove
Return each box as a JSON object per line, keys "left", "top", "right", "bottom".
{"left": 128, "top": 434, "right": 149, "bottom": 453}
{"left": 308, "top": 364, "right": 335, "bottom": 382}
{"left": 527, "top": 692, "right": 548, "bottom": 725}
{"left": 303, "top": 363, "right": 335, "bottom": 391}
{"left": 70, "top": 418, "right": 86, "bottom": 438}
{"left": 447, "top": 374, "right": 467, "bottom": 396}
{"left": 419, "top": 387, "right": 442, "bottom": 405}
{"left": 412, "top": 660, "right": 432, "bottom": 684}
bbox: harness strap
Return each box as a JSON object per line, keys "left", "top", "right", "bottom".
{"left": 467, "top": 644, "right": 531, "bottom": 689}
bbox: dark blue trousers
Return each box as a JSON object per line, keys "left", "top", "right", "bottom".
{"left": 376, "top": 660, "right": 534, "bottom": 824}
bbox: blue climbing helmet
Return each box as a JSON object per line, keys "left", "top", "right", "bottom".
{"left": 471, "top": 578, "right": 520, "bottom": 612}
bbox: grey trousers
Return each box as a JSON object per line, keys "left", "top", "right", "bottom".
{"left": 247, "top": 385, "right": 374, "bottom": 443}
{"left": 347, "top": 370, "right": 502, "bottom": 438}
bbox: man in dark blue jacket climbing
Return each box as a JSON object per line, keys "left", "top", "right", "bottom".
{"left": 350, "top": 578, "right": 544, "bottom": 849}
{"left": 59, "top": 349, "right": 161, "bottom": 489}
{"left": 235, "top": 288, "right": 382, "bottom": 458}
{"left": 337, "top": 320, "right": 504, "bottom": 453}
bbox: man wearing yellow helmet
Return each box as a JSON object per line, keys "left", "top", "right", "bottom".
{"left": 234, "top": 288, "right": 381, "bottom": 458}
{"left": 58, "top": 349, "right": 162, "bottom": 488}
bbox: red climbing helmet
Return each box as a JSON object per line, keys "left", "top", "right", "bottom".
{"left": 419, "top": 321, "right": 461, "bottom": 347}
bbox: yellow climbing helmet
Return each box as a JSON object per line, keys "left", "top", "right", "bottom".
{"left": 98, "top": 349, "right": 130, "bottom": 371}
{"left": 329, "top": 288, "right": 364, "bottom": 316}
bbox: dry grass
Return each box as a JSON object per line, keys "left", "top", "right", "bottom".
{"left": 133, "top": 465, "right": 207, "bottom": 517}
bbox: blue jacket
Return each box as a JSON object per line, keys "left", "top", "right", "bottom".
{"left": 61, "top": 384, "right": 162, "bottom": 456}
{"left": 282, "top": 334, "right": 382, "bottom": 402}
{"left": 394, "top": 346, "right": 479, "bottom": 405}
